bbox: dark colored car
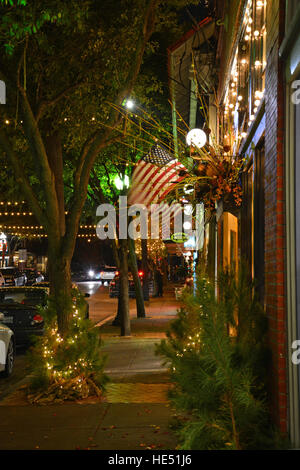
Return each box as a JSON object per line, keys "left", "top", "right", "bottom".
{"left": 109, "top": 271, "right": 152, "bottom": 298}
{"left": 31, "top": 282, "right": 90, "bottom": 319}
{"left": 25, "top": 269, "right": 44, "bottom": 286}
{"left": 0, "top": 287, "right": 48, "bottom": 346}
{"left": 0, "top": 267, "right": 26, "bottom": 286}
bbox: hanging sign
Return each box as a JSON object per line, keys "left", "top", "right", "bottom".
{"left": 171, "top": 232, "right": 189, "bottom": 244}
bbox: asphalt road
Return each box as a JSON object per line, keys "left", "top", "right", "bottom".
{"left": 76, "top": 280, "right": 110, "bottom": 296}
{"left": 0, "top": 350, "right": 29, "bottom": 400}
{"left": 76, "top": 281, "right": 119, "bottom": 326}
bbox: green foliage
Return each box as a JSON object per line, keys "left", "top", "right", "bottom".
{"left": 0, "top": 0, "right": 198, "bottom": 214}
{"left": 26, "top": 288, "right": 108, "bottom": 404}
{"left": 157, "top": 267, "right": 285, "bottom": 450}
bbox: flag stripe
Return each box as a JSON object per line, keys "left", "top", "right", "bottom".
{"left": 142, "top": 161, "right": 183, "bottom": 207}
{"left": 144, "top": 164, "right": 185, "bottom": 207}
{"left": 159, "top": 173, "right": 187, "bottom": 201}
{"left": 129, "top": 164, "right": 162, "bottom": 205}
{"left": 128, "top": 162, "right": 157, "bottom": 205}
{"left": 128, "top": 144, "right": 188, "bottom": 210}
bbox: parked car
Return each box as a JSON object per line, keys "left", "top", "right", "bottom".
{"left": 31, "top": 282, "right": 90, "bottom": 319}
{"left": 0, "top": 313, "right": 15, "bottom": 377}
{"left": 109, "top": 271, "right": 153, "bottom": 298}
{"left": 0, "top": 287, "right": 48, "bottom": 346}
{"left": 24, "top": 269, "right": 44, "bottom": 286}
{"left": 0, "top": 267, "right": 26, "bottom": 286}
{"left": 99, "top": 266, "right": 117, "bottom": 284}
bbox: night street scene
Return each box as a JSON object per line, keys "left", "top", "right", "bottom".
{"left": 0, "top": 0, "right": 299, "bottom": 458}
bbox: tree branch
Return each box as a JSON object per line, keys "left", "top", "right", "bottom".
{"left": 17, "top": 81, "right": 60, "bottom": 237}
{"left": 35, "top": 80, "right": 85, "bottom": 122}
{"left": 62, "top": 0, "right": 160, "bottom": 257}
{"left": 0, "top": 128, "right": 47, "bottom": 228}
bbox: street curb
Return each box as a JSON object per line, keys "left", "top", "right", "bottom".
{"left": 104, "top": 368, "right": 169, "bottom": 374}
{"left": 94, "top": 315, "right": 116, "bottom": 328}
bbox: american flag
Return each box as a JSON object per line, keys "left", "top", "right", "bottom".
{"left": 128, "top": 144, "right": 188, "bottom": 208}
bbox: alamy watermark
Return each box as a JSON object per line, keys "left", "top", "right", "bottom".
{"left": 0, "top": 80, "right": 6, "bottom": 104}
{"left": 0, "top": 339, "right": 6, "bottom": 367}
{"left": 292, "top": 340, "right": 300, "bottom": 365}
{"left": 96, "top": 196, "right": 205, "bottom": 250}
{"left": 291, "top": 80, "right": 300, "bottom": 105}
{"left": 290, "top": 80, "right": 300, "bottom": 366}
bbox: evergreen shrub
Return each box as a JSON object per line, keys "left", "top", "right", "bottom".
{"left": 157, "top": 267, "right": 286, "bottom": 449}
{"left": 26, "top": 287, "right": 108, "bottom": 404}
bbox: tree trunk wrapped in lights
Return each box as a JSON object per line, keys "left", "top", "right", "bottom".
{"left": 27, "top": 288, "right": 108, "bottom": 404}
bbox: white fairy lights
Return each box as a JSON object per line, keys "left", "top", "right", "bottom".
{"left": 222, "top": 0, "right": 266, "bottom": 150}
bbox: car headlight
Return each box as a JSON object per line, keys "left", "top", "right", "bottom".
{"left": 88, "top": 270, "right": 94, "bottom": 278}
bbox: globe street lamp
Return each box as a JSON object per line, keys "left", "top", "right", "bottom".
{"left": 186, "top": 128, "right": 207, "bottom": 149}
{"left": 114, "top": 174, "right": 130, "bottom": 191}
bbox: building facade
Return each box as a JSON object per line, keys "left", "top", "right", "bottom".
{"left": 280, "top": 0, "right": 300, "bottom": 448}
{"left": 169, "top": 0, "right": 300, "bottom": 447}
{"left": 217, "top": 0, "right": 300, "bottom": 446}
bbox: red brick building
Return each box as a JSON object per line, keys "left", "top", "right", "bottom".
{"left": 216, "top": 0, "right": 300, "bottom": 445}
{"left": 169, "top": 0, "right": 300, "bottom": 446}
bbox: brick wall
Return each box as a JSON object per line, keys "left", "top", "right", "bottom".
{"left": 264, "top": 0, "right": 287, "bottom": 433}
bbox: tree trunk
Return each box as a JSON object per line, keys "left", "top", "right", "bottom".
{"left": 141, "top": 238, "right": 149, "bottom": 301}
{"left": 128, "top": 237, "right": 145, "bottom": 318}
{"left": 119, "top": 238, "right": 131, "bottom": 336}
{"left": 47, "top": 242, "right": 73, "bottom": 337}
{"left": 111, "top": 238, "right": 122, "bottom": 326}
{"left": 45, "top": 132, "right": 65, "bottom": 236}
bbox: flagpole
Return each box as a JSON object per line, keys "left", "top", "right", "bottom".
{"left": 170, "top": 55, "right": 179, "bottom": 159}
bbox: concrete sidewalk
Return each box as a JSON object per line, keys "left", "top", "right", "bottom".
{"left": 0, "top": 292, "right": 182, "bottom": 450}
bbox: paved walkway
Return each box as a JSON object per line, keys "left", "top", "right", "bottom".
{"left": 0, "top": 290, "right": 182, "bottom": 450}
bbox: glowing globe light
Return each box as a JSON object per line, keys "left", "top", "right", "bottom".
{"left": 183, "top": 221, "right": 192, "bottom": 230}
{"left": 125, "top": 99, "right": 134, "bottom": 110}
{"left": 114, "top": 175, "right": 129, "bottom": 190}
{"left": 186, "top": 128, "right": 207, "bottom": 149}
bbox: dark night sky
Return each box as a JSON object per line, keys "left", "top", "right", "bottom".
{"left": 180, "top": 1, "right": 215, "bottom": 24}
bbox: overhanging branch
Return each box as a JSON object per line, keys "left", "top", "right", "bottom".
{"left": 0, "top": 128, "right": 47, "bottom": 228}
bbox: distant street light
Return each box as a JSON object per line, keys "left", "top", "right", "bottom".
{"left": 125, "top": 99, "right": 135, "bottom": 110}
{"left": 114, "top": 174, "right": 130, "bottom": 191}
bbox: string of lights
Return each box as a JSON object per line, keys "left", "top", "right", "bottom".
{"left": 0, "top": 202, "right": 97, "bottom": 241}
{"left": 223, "top": 0, "right": 266, "bottom": 151}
